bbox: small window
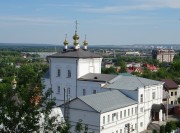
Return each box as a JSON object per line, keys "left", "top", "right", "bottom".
{"left": 128, "top": 109, "right": 130, "bottom": 116}
{"left": 116, "top": 112, "right": 118, "bottom": 120}
{"left": 57, "top": 69, "right": 61, "bottom": 77}
{"left": 124, "top": 110, "right": 126, "bottom": 117}
{"left": 171, "top": 101, "right": 173, "bottom": 104}
{"left": 120, "top": 111, "right": 122, "bottom": 119}
{"left": 67, "top": 70, "right": 71, "bottom": 78}
{"left": 131, "top": 108, "right": 133, "bottom": 115}
{"left": 116, "top": 131, "right": 118, "bottom": 133}
{"left": 135, "top": 107, "right": 137, "bottom": 114}
{"left": 140, "top": 122, "right": 143, "bottom": 127}
{"left": 135, "top": 123, "right": 137, "bottom": 130}
{"left": 112, "top": 113, "right": 116, "bottom": 122}
{"left": 171, "top": 92, "right": 173, "bottom": 96}
{"left": 93, "top": 90, "right": 96, "bottom": 94}
{"left": 57, "top": 86, "right": 60, "bottom": 94}
{"left": 140, "top": 107, "right": 143, "bottom": 113}
{"left": 175, "top": 91, "right": 177, "bottom": 96}
{"left": 120, "top": 129, "right": 122, "bottom": 133}
{"left": 103, "top": 116, "right": 105, "bottom": 124}
{"left": 83, "top": 89, "right": 86, "bottom": 96}
{"left": 108, "top": 115, "right": 110, "bottom": 123}
{"left": 152, "top": 92, "right": 156, "bottom": 99}
{"left": 140, "top": 94, "right": 143, "bottom": 102}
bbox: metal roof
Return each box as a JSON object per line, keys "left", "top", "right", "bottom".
{"left": 161, "top": 79, "right": 178, "bottom": 89}
{"left": 47, "top": 48, "right": 101, "bottom": 58}
{"left": 104, "top": 75, "right": 163, "bottom": 90}
{"left": 78, "top": 73, "right": 117, "bottom": 82}
{"left": 78, "top": 90, "right": 137, "bottom": 113}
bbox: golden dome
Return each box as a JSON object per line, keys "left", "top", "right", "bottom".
{"left": 73, "top": 40, "right": 79, "bottom": 46}
{"left": 83, "top": 34, "right": 88, "bottom": 46}
{"left": 64, "top": 39, "right": 68, "bottom": 45}
{"left": 73, "top": 32, "right": 79, "bottom": 40}
{"left": 83, "top": 40, "right": 88, "bottom": 46}
{"left": 63, "top": 34, "right": 68, "bottom": 45}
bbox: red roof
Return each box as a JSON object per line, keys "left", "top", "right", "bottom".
{"left": 161, "top": 79, "right": 178, "bottom": 89}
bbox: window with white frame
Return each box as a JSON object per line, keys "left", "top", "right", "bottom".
{"left": 116, "top": 112, "right": 118, "bottom": 120}
{"left": 140, "top": 94, "right": 143, "bottom": 102}
{"left": 57, "top": 86, "right": 60, "bottom": 94}
{"left": 124, "top": 110, "right": 126, "bottom": 117}
{"left": 57, "top": 69, "right": 61, "bottom": 77}
{"left": 108, "top": 115, "right": 110, "bottom": 123}
{"left": 135, "top": 107, "right": 137, "bottom": 114}
{"left": 140, "top": 122, "right": 143, "bottom": 127}
{"left": 131, "top": 108, "right": 133, "bottom": 115}
{"left": 128, "top": 109, "right": 130, "bottom": 116}
{"left": 116, "top": 130, "right": 118, "bottom": 133}
{"left": 135, "top": 123, "right": 137, "bottom": 130}
{"left": 152, "top": 92, "right": 156, "bottom": 99}
{"left": 103, "top": 116, "right": 105, "bottom": 124}
{"left": 112, "top": 113, "right": 116, "bottom": 121}
{"left": 67, "top": 69, "right": 71, "bottom": 78}
{"left": 140, "top": 107, "right": 143, "bottom": 113}
{"left": 120, "top": 129, "right": 122, "bottom": 133}
{"left": 120, "top": 111, "right": 122, "bottom": 119}
{"left": 83, "top": 89, "right": 86, "bottom": 96}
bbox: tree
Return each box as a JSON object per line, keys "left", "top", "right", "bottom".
{"left": 160, "top": 125, "right": 165, "bottom": 133}
{"left": 152, "top": 129, "right": 157, "bottom": 133}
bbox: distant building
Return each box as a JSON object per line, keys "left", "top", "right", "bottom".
{"left": 152, "top": 49, "right": 175, "bottom": 62}
{"left": 125, "top": 51, "right": 140, "bottom": 56}
{"left": 143, "top": 64, "right": 159, "bottom": 72}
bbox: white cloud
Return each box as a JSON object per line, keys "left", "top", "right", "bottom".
{"left": 0, "top": 16, "right": 71, "bottom": 25}
{"left": 79, "top": 0, "right": 180, "bottom": 13}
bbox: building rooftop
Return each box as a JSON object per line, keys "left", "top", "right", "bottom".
{"left": 161, "top": 79, "right": 178, "bottom": 90}
{"left": 104, "top": 75, "right": 163, "bottom": 90}
{"left": 78, "top": 73, "right": 117, "bottom": 82}
{"left": 47, "top": 48, "right": 101, "bottom": 59}
{"left": 78, "top": 90, "right": 137, "bottom": 113}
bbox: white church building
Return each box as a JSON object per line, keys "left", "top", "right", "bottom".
{"left": 43, "top": 27, "right": 166, "bottom": 133}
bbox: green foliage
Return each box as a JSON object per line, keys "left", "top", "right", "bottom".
{"left": 165, "top": 121, "right": 177, "bottom": 133}
{"left": 152, "top": 129, "right": 157, "bottom": 133}
{"left": 101, "top": 67, "right": 118, "bottom": 74}
{"left": 160, "top": 125, "right": 165, "bottom": 133}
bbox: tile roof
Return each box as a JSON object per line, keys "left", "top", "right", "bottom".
{"left": 161, "top": 79, "right": 178, "bottom": 89}
{"left": 47, "top": 48, "right": 101, "bottom": 58}
{"left": 104, "top": 75, "right": 163, "bottom": 90}
{"left": 78, "top": 73, "right": 117, "bottom": 82}
{"left": 78, "top": 90, "right": 137, "bottom": 113}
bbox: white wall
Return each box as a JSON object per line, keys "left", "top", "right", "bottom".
{"left": 100, "top": 104, "right": 138, "bottom": 133}
{"left": 46, "top": 57, "right": 102, "bottom": 106}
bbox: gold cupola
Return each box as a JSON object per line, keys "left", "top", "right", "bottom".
{"left": 83, "top": 34, "right": 88, "bottom": 50}
{"left": 63, "top": 34, "right": 68, "bottom": 46}
{"left": 73, "top": 20, "right": 80, "bottom": 50}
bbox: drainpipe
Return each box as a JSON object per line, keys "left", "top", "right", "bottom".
{"left": 76, "top": 59, "right": 78, "bottom": 97}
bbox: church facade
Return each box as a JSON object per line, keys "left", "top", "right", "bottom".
{"left": 43, "top": 27, "right": 165, "bottom": 133}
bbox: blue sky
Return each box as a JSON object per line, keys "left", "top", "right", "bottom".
{"left": 0, "top": 0, "right": 180, "bottom": 45}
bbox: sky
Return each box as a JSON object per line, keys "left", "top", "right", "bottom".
{"left": 0, "top": 0, "right": 180, "bottom": 46}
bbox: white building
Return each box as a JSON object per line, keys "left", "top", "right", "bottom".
{"left": 43, "top": 28, "right": 165, "bottom": 133}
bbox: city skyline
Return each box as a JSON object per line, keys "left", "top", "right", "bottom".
{"left": 0, "top": 0, "right": 180, "bottom": 45}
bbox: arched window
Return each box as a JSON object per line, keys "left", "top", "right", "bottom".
{"left": 67, "top": 70, "right": 71, "bottom": 78}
